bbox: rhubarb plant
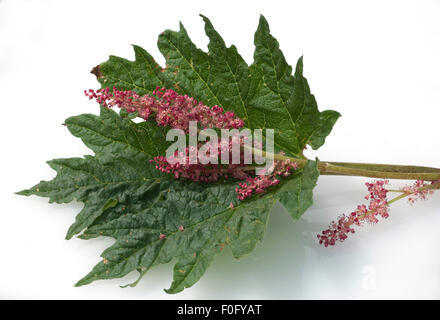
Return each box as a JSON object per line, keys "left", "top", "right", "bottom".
{"left": 17, "top": 15, "right": 440, "bottom": 293}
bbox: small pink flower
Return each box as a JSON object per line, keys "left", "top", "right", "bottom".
{"left": 401, "top": 180, "right": 433, "bottom": 203}
{"left": 159, "top": 233, "right": 166, "bottom": 240}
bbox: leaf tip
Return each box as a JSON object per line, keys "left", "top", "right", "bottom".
{"left": 74, "top": 274, "right": 95, "bottom": 287}
{"left": 258, "top": 14, "right": 269, "bottom": 28}
{"left": 164, "top": 287, "right": 181, "bottom": 295}
{"left": 74, "top": 280, "right": 85, "bottom": 287}
{"left": 15, "top": 190, "right": 28, "bottom": 196}
{"left": 295, "top": 56, "right": 304, "bottom": 74}
{"left": 178, "top": 21, "right": 186, "bottom": 32}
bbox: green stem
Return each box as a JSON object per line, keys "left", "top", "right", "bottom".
{"left": 387, "top": 180, "right": 440, "bottom": 206}
{"left": 322, "top": 162, "right": 440, "bottom": 181}
{"left": 387, "top": 192, "right": 412, "bottom": 205}
{"left": 245, "top": 145, "right": 440, "bottom": 181}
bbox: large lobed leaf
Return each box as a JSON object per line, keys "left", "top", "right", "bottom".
{"left": 96, "top": 15, "right": 340, "bottom": 156}
{"left": 18, "top": 15, "right": 338, "bottom": 293}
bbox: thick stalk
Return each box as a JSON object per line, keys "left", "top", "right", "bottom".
{"left": 321, "top": 162, "right": 440, "bottom": 181}
{"left": 246, "top": 146, "right": 440, "bottom": 181}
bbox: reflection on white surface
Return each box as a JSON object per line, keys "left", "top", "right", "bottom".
{"left": 1, "top": 0, "right": 439, "bottom": 299}
{"left": 107, "top": 175, "right": 440, "bottom": 299}
{"left": 180, "top": 176, "right": 440, "bottom": 299}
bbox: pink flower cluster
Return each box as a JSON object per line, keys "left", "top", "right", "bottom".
{"left": 151, "top": 153, "right": 249, "bottom": 183}
{"left": 151, "top": 134, "right": 250, "bottom": 182}
{"left": 401, "top": 180, "right": 434, "bottom": 203}
{"left": 149, "top": 124, "right": 297, "bottom": 199}
{"left": 85, "top": 87, "right": 244, "bottom": 132}
{"left": 317, "top": 180, "right": 390, "bottom": 247}
{"left": 151, "top": 144, "right": 297, "bottom": 199}
{"left": 86, "top": 86, "right": 297, "bottom": 201}
{"left": 235, "top": 159, "right": 297, "bottom": 200}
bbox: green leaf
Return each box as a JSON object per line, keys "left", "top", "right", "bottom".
{"left": 17, "top": 15, "right": 337, "bottom": 293}
{"left": 250, "top": 16, "right": 341, "bottom": 154}
{"left": 18, "top": 107, "right": 280, "bottom": 292}
{"left": 276, "top": 160, "right": 320, "bottom": 219}
{"left": 75, "top": 184, "right": 276, "bottom": 294}
{"left": 96, "top": 45, "right": 165, "bottom": 95}
{"left": 95, "top": 15, "right": 339, "bottom": 156}
{"left": 18, "top": 107, "right": 170, "bottom": 239}
{"left": 288, "top": 57, "right": 341, "bottom": 150}
{"left": 18, "top": 107, "right": 319, "bottom": 292}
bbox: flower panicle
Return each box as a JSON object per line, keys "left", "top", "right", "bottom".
{"left": 86, "top": 87, "right": 297, "bottom": 201}
{"left": 317, "top": 180, "right": 390, "bottom": 247}
{"left": 151, "top": 146, "right": 297, "bottom": 199}
{"left": 84, "top": 87, "right": 245, "bottom": 132}
{"left": 318, "top": 179, "right": 437, "bottom": 247}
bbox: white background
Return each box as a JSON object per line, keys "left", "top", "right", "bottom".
{"left": 1, "top": 0, "right": 440, "bottom": 299}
